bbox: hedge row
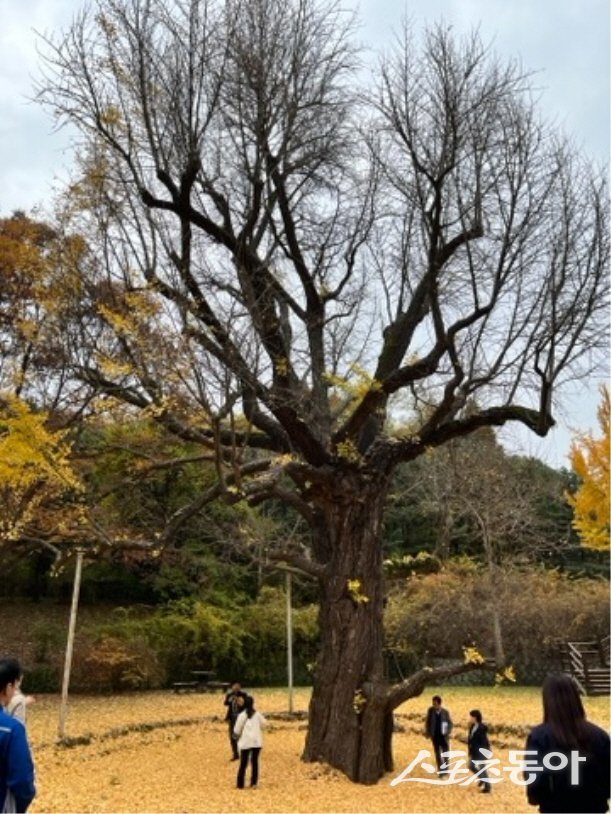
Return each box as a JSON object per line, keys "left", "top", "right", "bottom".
{"left": 15, "top": 564, "right": 610, "bottom": 693}
{"left": 22, "top": 587, "right": 318, "bottom": 692}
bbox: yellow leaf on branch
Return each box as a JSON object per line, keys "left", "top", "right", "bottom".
{"left": 462, "top": 646, "right": 485, "bottom": 665}
{"left": 0, "top": 396, "right": 81, "bottom": 542}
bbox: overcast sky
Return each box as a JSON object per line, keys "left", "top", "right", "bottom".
{"left": 0, "top": 0, "right": 609, "bottom": 468}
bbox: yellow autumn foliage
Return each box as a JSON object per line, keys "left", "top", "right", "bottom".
{"left": 0, "top": 397, "right": 81, "bottom": 541}
{"left": 566, "top": 386, "right": 610, "bottom": 550}
{"left": 462, "top": 646, "right": 485, "bottom": 665}
{"left": 494, "top": 666, "right": 517, "bottom": 685}
{"left": 336, "top": 439, "right": 362, "bottom": 463}
{"left": 347, "top": 579, "right": 369, "bottom": 604}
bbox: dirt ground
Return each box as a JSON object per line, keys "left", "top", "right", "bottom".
{"left": 25, "top": 686, "right": 610, "bottom": 813}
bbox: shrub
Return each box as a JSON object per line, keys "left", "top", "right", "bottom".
{"left": 30, "top": 619, "right": 65, "bottom": 663}
{"left": 239, "top": 587, "right": 319, "bottom": 685}
{"left": 75, "top": 633, "right": 162, "bottom": 691}
{"left": 24, "top": 664, "right": 59, "bottom": 693}
{"left": 385, "top": 560, "right": 610, "bottom": 682}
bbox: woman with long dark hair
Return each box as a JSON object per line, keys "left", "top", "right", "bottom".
{"left": 233, "top": 695, "right": 266, "bottom": 790}
{"left": 525, "top": 674, "right": 610, "bottom": 813}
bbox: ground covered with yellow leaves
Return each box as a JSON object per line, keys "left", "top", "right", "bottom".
{"left": 27, "top": 686, "right": 609, "bottom": 813}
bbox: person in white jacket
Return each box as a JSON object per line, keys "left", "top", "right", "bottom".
{"left": 6, "top": 674, "right": 35, "bottom": 726}
{"left": 233, "top": 696, "right": 266, "bottom": 789}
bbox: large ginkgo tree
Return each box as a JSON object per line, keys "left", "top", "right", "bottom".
{"left": 37, "top": 0, "right": 608, "bottom": 782}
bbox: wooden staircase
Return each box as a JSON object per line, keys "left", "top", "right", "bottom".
{"left": 555, "top": 636, "right": 610, "bottom": 696}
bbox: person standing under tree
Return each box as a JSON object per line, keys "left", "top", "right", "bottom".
{"left": 234, "top": 695, "right": 266, "bottom": 790}
{"left": 425, "top": 695, "right": 453, "bottom": 773}
{"left": 468, "top": 709, "right": 492, "bottom": 793}
{"left": 0, "top": 658, "right": 36, "bottom": 813}
{"left": 223, "top": 682, "right": 248, "bottom": 761}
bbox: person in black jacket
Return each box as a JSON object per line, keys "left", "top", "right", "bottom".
{"left": 468, "top": 709, "right": 492, "bottom": 793}
{"left": 223, "top": 682, "right": 249, "bottom": 761}
{"left": 525, "top": 673, "right": 610, "bottom": 814}
{"left": 425, "top": 695, "right": 453, "bottom": 773}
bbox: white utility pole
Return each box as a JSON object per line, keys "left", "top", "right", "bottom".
{"left": 286, "top": 570, "right": 294, "bottom": 714}
{"left": 58, "top": 549, "right": 84, "bottom": 740}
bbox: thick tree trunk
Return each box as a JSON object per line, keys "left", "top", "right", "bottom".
{"left": 301, "top": 474, "right": 498, "bottom": 784}
{"left": 303, "top": 478, "right": 391, "bottom": 784}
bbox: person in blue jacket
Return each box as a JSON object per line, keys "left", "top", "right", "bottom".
{"left": 0, "top": 658, "right": 36, "bottom": 813}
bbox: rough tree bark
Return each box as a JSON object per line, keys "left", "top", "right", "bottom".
{"left": 302, "top": 473, "right": 495, "bottom": 784}
{"left": 304, "top": 476, "right": 389, "bottom": 783}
